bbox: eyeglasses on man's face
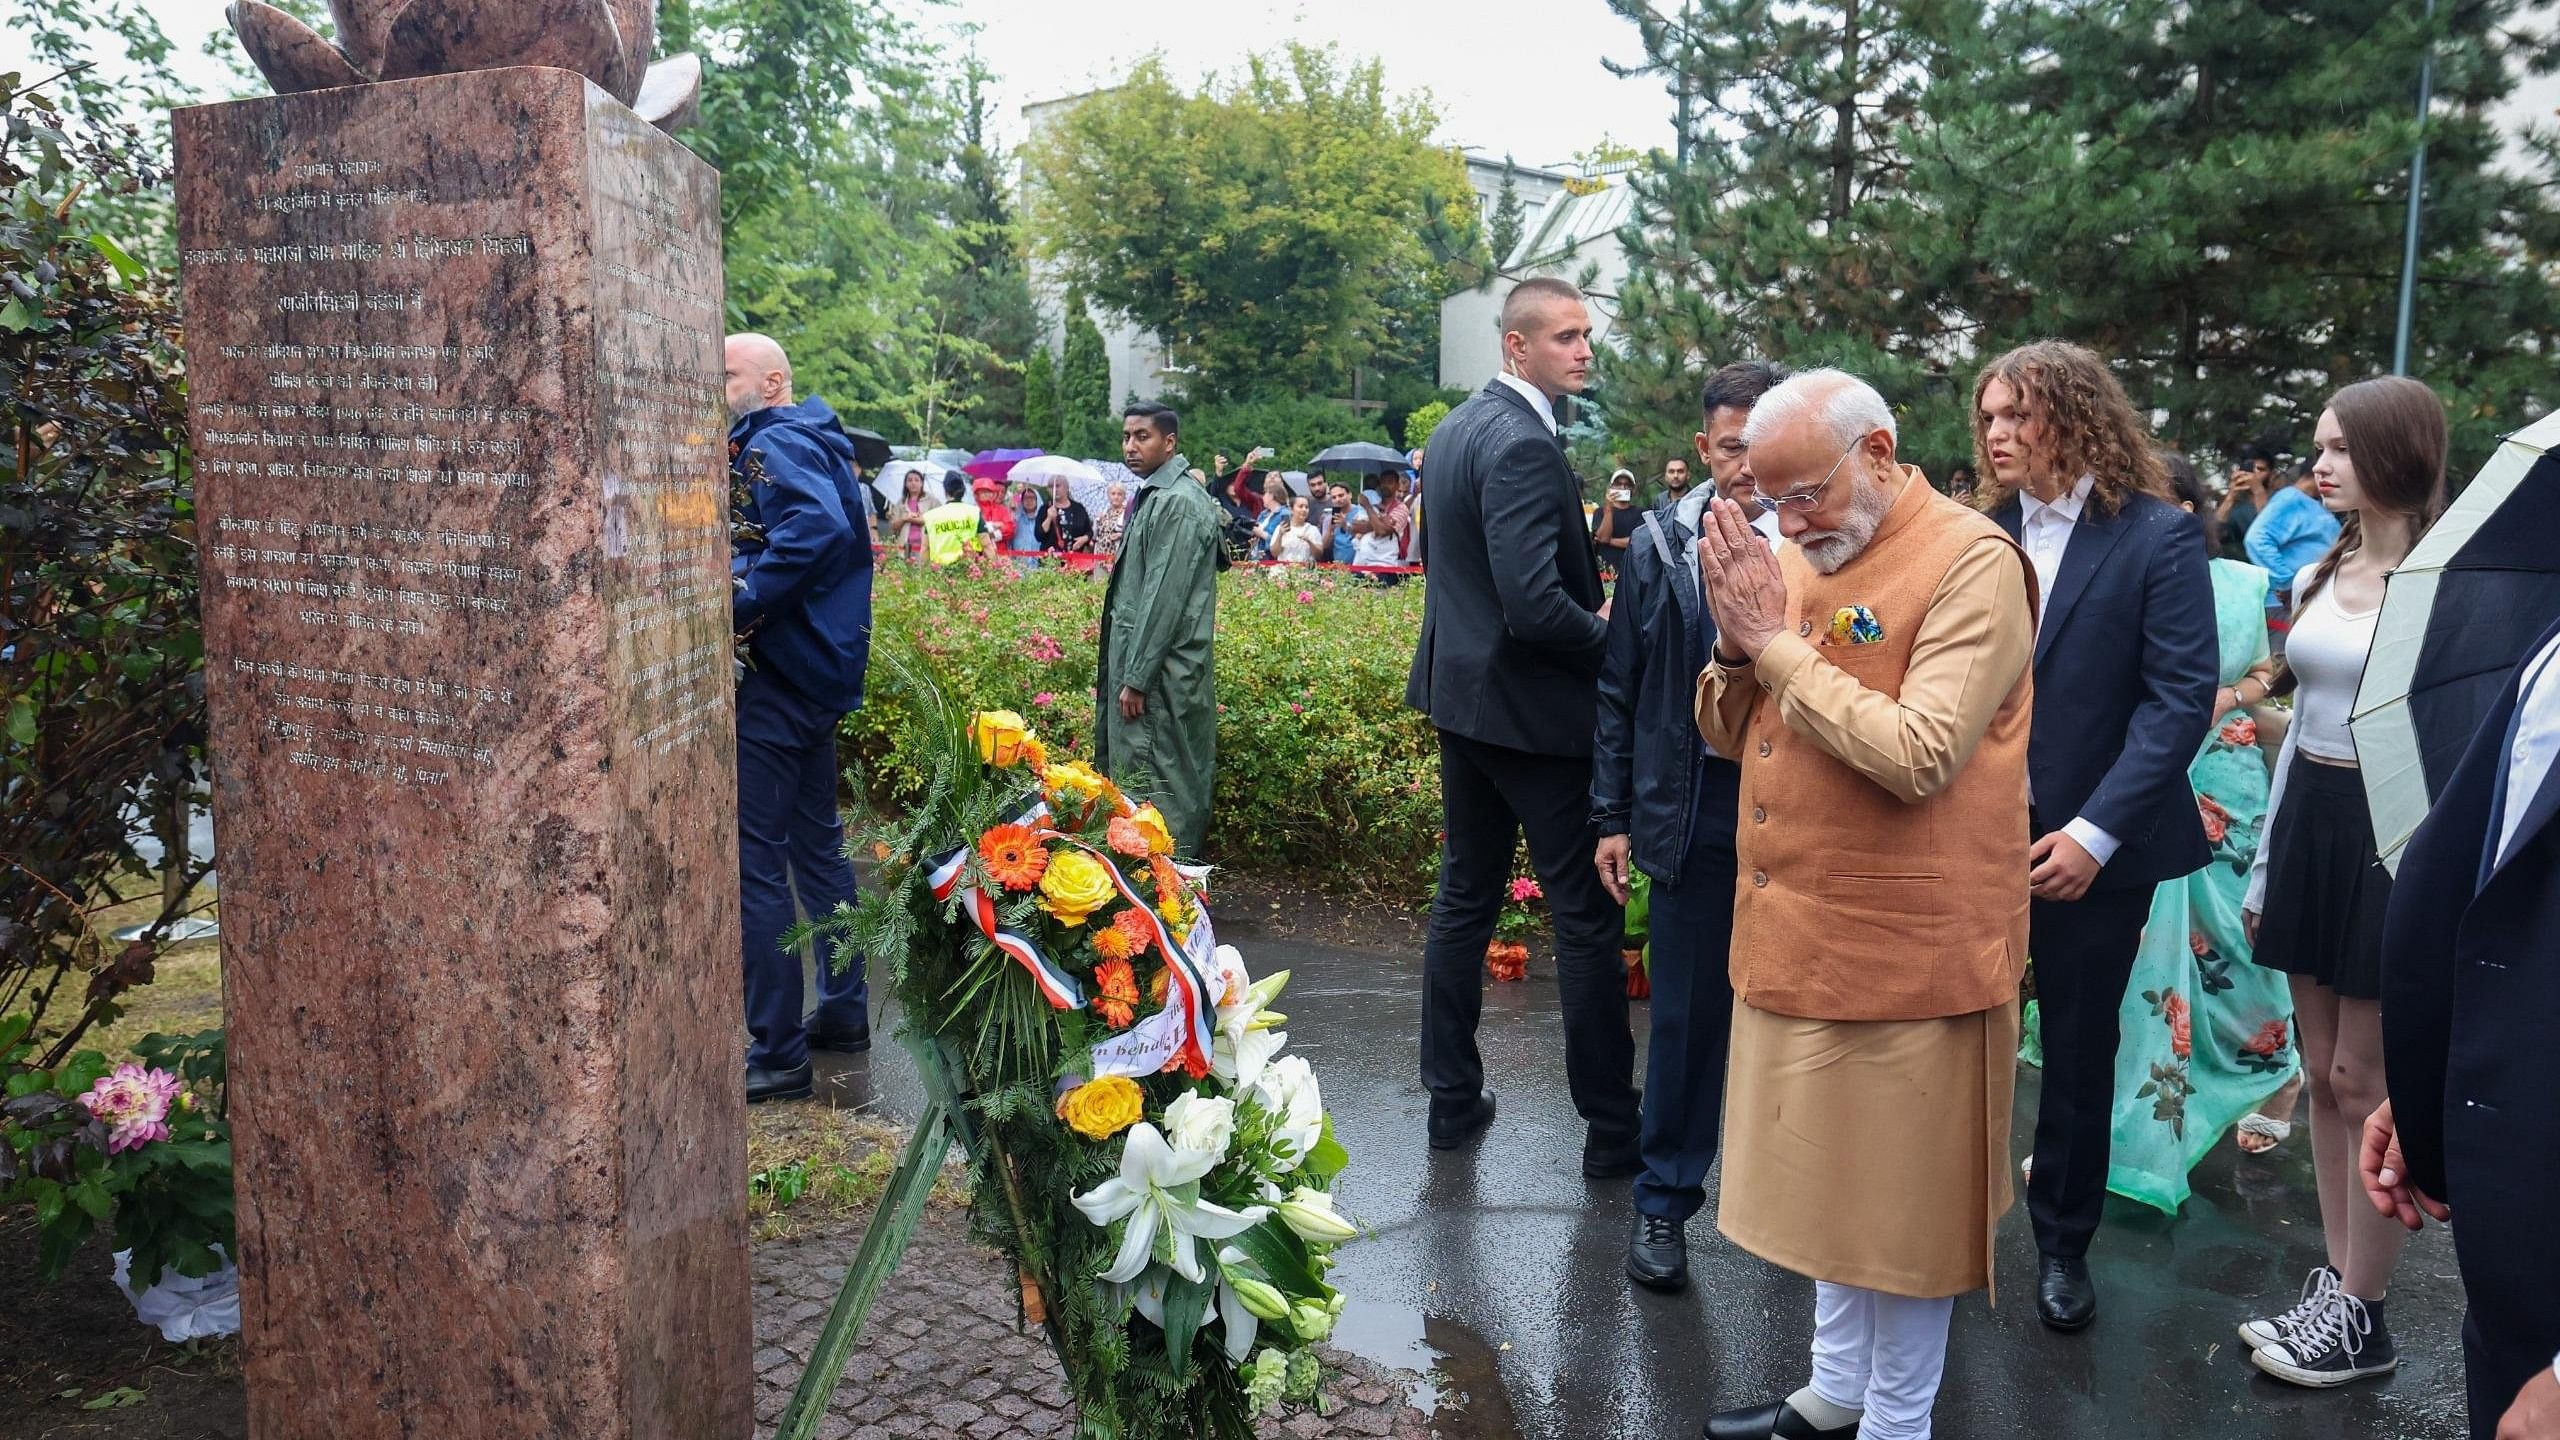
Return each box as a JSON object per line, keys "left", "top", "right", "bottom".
{"left": 1752, "top": 436, "right": 1862, "bottom": 514}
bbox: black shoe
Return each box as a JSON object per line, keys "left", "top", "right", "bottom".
{"left": 746, "top": 1062, "right": 813, "bottom": 1103}
{"left": 1702, "top": 1399, "right": 1861, "bottom": 1440}
{"left": 1427, "top": 1088, "right": 1497, "bottom": 1150}
{"left": 1582, "top": 1134, "right": 1642, "bottom": 1179}
{"left": 2037, "top": 1252, "right": 2096, "bottom": 1332}
{"left": 810, "top": 1023, "right": 871, "bottom": 1054}
{"left": 1627, "top": 1211, "right": 1688, "bottom": 1292}
{"left": 2252, "top": 1292, "right": 2397, "bottom": 1387}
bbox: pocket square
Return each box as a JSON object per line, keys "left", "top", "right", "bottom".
{"left": 1827, "top": 604, "right": 1885, "bottom": 646}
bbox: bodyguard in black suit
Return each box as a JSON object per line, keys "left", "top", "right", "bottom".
{"left": 1406, "top": 278, "right": 1640, "bottom": 1169}
{"left": 1978, "top": 344, "right": 2217, "bottom": 1330}
{"left": 1593, "top": 361, "right": 1787, "bottom": 1290}
{"left": 2373, "top": 611, "right": 2560, "bottom": 1440}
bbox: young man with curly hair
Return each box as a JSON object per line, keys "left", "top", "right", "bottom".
{"left": 1976, "top": 341, "right": 2219, "bottom": 1332}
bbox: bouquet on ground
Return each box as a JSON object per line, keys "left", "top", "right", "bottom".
{"left": 830, "top": 670, "right": 1356, "bottom": 1438}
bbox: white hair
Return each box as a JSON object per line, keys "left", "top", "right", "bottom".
{"left": 1740, "top": 368, "right": 1896, "bottom": 450}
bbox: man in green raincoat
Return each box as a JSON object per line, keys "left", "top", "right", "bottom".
{"left": 1095, "top": 402, "right": 1226, "bottom": 854}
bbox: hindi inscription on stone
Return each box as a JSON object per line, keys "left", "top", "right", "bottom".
{"left": 175, "top": 68, "right": 747, "bottom": 1440}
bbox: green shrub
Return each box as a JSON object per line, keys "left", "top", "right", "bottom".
{"left": 1172, "top": 395, "right": 1391, "bottom": 474}
{"left": 1402, "top": 400, "right": 1453, "bottom": 451}
{"left": 847, "top": 555, "right": 1442, "bottom": 896}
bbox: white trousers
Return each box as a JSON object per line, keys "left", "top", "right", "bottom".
{"left": 1809, "top": 1281, "right": 1956, "bottom": 1440}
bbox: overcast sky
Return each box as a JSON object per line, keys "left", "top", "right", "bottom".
{"left": 55, "top": 0, "right": 1675, "bottom": 166}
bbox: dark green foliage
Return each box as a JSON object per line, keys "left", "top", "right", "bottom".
{"left": 1489, "top": 157, "right": 1526, "bottom": 262}
{"left": 1177, "top": 395, "right": 1393, "bottom": 474}
{"left": 1060, "top": 296, "right": 1117, "bottom": 459}
{"left": 1025, "top": 347, "right": 1063, "bottom": 453}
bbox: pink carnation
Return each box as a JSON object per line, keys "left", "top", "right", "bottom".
{"left": 80, "top": 1063, "right": 182, "bottom": 1154}
{"left": 1296, "top": 590, "right": 1314, "bottom": 604}
{"left": 1508, "top": 877, "right": 1543, "bottom": 903}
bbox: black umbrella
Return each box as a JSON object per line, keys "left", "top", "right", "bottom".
{"left": 2353, "top": 409, "right": 2560, "bottom": 871}
{"left": 1305, "top": 442, "right": 1411, "bottom": 476}
{"left": 842, "top": 427, "right": 893, "bottom": 472}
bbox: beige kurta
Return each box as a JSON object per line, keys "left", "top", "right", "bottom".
{"left": 1701, "top": 534, "right": 2034, "bottom": 1299}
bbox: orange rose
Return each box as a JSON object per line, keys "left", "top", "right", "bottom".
{"left": 2197, "top": 793, "right": 2231, "bottom": 846}
{"left": 2243, "top": 1019, "right": 2289, "bottom": 1058}
{"left": 2163, "top": 990, "right": 2192, "bottom": 1059}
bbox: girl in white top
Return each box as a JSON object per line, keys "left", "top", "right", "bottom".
{"left": 1273, "top": 497, "right": 1323, "bottom": 565}
{"left": 2238, "top": 376, "right": 2446, "bottom": 1390}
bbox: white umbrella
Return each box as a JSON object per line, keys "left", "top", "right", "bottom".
{"left": 2353, "top": 407, "right": 2560, "bottom": 873}
{"left": 1006, "top": 455, "right": 1105, "bottom": 488}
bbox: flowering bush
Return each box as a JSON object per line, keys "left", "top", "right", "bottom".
{"left": 851, "top": 554, "right": 1443, "bottom": 895}
{"left": 1, "top": 1022, "right": 231, "bottom": 1287}
{"left": 826, "top": 675, "right": 1358, "bottom": 1436}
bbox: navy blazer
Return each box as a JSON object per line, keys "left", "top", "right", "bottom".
{"left": 1992, "top": 489, "right": 2217, "bottom": 890}
{"left": 1405, "top": 381, "right": 1608, "bottom": 756}
{"left": 731, "top": 397, "right": 876, "bottom": 714}
{"left": 2382, "top": 612, "right": 2560, "bottom": 1207}
{"left": 1591, "top": 506, "right": 1740, "bottom": 886}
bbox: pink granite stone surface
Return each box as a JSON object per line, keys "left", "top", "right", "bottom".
{"left": 172, "top": 67, "right": 746, "bottom": 1440}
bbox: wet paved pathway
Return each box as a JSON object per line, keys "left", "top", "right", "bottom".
{"left": 817, "top": 918, "right": 2470, "bottom": 1440}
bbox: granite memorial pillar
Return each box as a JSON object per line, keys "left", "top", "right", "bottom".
{"left": 173, "top": 67, "right": 749, "bottom": 1439}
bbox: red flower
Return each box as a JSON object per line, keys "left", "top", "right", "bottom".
{"left": 2188, "top": 930, "right": 2211, "bottom": 958}
{"left": 2220, "top": 715, "right": 2259, "bottom": 748}
{"left": 2163, "top": 990, "right": 2192, "bottom": 1059}
{"left": 2243, "top": 1019, "right": 2289, "bottom": 1058}
{"left": 2197, "top": 794, "right": 2232, "bottom": 846}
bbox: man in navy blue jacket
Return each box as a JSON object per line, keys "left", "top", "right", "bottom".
{"left": 2369, "top": 611, "right": 2560, "bottom": 1440}
{"left": 1979, "top": 342, "right": 2216, "bottom": 1331}
{"left": 1592, "top": 359, "right": 1786, "bottom": 1292}
{"left": 725, "top": 333, "right": 875, "bottom": 1104}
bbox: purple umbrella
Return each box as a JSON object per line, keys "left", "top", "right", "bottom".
{"left": 964, "top": 448, "right": 1044, "bottom": 482}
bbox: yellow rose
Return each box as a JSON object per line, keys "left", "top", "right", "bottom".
{"left": 1038, "top": 849, "right": 1116, "bottom": 927}
{"left": 971, "top": 710, "right": 1030, "bottom": 767}
{"left": 1043, "top": 759, "right": 1118, "bottom": 811}
{"left": 1131, "top": 804, "right": 1174, "bottom": 857}
{"left": 1056, "top": 1076, "right": 1145, "bottom": 1140}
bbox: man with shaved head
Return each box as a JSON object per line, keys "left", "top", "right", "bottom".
{"left": 1405, "top": 277, "right": 1641, "bottom": 1171}
{"left": 725, "top": 331, "right": 876, "bottom": 1104}
{"left": 1692, "top": 369, "right": 2038, "bottom": 1440}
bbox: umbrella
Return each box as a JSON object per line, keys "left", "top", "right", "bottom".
{"left": 1279, "top": 471, "right": 1312, "bottom": 499}
{"left": 964, "top": 447, "right": 1045, "bottom": 482}
{"left": 1306, "top": 442, "right": 1411, "bottom": 476}
{"left": 2353, "top": 408, "right": 2560, "bottom": 872}
{"left": 842, "top": 427, "right": 893, "bottom": 472}
{"left": 871, "top": 459, "right": 945, "bottom": 512}
{"left": 1007, "top": 455, "right": 1104, "bottom": 487}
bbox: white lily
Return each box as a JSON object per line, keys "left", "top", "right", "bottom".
{"left": 1073, "top": 1123, "right": 1270, "bottom": 1285}
{"left": 1251, "top": 1054, "right": 1325, "bottom": 1172}
{"left": 1214, "top": 1024, "right": 1287, "bottom": 1092}
{"left": 1215, "top": 1245, "right": 1267, "bottom": 1363}
{"left": 1275, "top": 1185, "right": 1360, "bottom": 1245}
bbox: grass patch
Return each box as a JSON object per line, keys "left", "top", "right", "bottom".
{"left": 745, "top": 1104, "right": 968, "bottom": 1243}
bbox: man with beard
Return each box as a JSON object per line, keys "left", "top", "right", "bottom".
{"left": 1594, "top": 359, "right": 1787, "bottom": 1291}
{"left": 1095, "top": 402, "right": 1226, "bottom": 854}
{"left": 1694, "top": 370, "right": 2037, "bottom": 1440}
{"left": 724, "top": 332, "right": 876, "bottom": 1103}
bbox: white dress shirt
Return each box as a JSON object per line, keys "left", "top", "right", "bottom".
{"left": 2016, "top": 474, "right": 2120, "bottom": 866}
{"left": 1494, "top": 371, "right": 1559, "bottom": 435}
{"left": 2498, "top": 626, "right": 2560, "bottom": 868}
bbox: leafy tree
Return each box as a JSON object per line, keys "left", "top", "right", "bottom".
{"left": 1022, "top": 44, "right": 1478, "bottom": 402}
{"left": 1489, "top": 158, "right": 1526, "bottom": 262}
{"left": 1179, "top": 396, "right": 1391, "bottom": 474}
{"left": 1918, "top": 0, "right": 2560, "bottom": 472}
{"left": 1024, "top": 346, "right": 1062, "bottom": 452}
{"left": 8, "top": 0, "right": 194, "bottom": 262}
{"left": 929, "top": 60, "right": 1042, "bottom": 446}
{"left": 1599, "top": 0, "right": 1975, "bottom": 466}
{"left": 1404, "top": 400, "right": 1455, "bottom": 451}
{"left": 1058, "top": 295, "right": 1116, "bottom": 458}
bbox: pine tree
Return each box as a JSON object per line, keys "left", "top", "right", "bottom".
{"left": 1024, "top": 346, "right": 1061, "bottom": 452}
{"left": 1918, "top": 0, "right": 2560, "bottom": 471}
{"left": 1489, "top": 158, "right": 1526, "bottom": 265}
{"left": 1059, "top": 295, "right": 1115, "bottom": 459}
{"left": 1598, "top": 0, "right": 1982, "bottom": 469}
{"left": 934, "top": 61, "right": 1043, "bottom": 445}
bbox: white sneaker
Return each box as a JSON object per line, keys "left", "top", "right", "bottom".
{"left": 2239, "top": 1264, "right": 2338, "bottom": 1350}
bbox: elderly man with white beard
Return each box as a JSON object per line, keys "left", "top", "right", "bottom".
{"left": 1690, "top": 370, "right": 2039, "bottom": 1440}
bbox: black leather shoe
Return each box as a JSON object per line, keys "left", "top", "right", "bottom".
{"left": 746, "top": 1062, "right": 814, "bottom": 1104}
{"left": 2037, "top": 1252, "right": 2096, "bottom": 1331}
{"left": 1702, "top": 1399, "right": 1861, "bottom": 1440}
{"left": 810, "top": 1024, "right": 871, "bottom": 1054}
{"left": 1582, "top": 1134, "right": 1642, "bottom": 1179}
{"left": 1627, "top": 1211, "right": 1688, "bottom": 1291}
{"left": 1427, "top": 1088, "right": 1497, "bottom": 1150}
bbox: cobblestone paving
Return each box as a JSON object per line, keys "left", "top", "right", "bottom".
{"left": 752, "top": 1206, "right": 1437, "bottom": 1440}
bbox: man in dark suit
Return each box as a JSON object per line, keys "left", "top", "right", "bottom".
{"left": 1594, "top": 360, "right": 1787, "bottom": 1290}
{"left": 2367, "top": 611, "right": 2560, "bottom": 1440}
{"left": 1978, "top": 342, "right": 2217, "bottom": 1330}
{"left": 1406, "top": 277, "right": 1640, "bottom": 1171}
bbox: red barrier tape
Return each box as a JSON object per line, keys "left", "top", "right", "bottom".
{"left": 1006, "top": 552, "right": 1425, "bottom": 577}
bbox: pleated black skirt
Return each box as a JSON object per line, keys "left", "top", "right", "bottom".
{"left": 2252, "top": 756, "right": 2392, "bottom": 1000}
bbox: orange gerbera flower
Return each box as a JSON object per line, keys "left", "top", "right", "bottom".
{"left": 980, "top": 824, "right": 1050, "bottom": 891}
{"left": 1092, "top": 916, "right": 1142, "bottom": 964}
{"left": 1092, "top": 957, "right": 1141, "bottom": 1029}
